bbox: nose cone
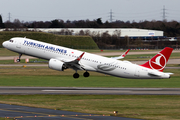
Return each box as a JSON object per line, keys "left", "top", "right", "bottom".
{"left": 2, "top": 41, "right": 8, "bottom": 48}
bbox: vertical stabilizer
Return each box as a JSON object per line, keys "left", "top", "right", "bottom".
{"left": 140, "top": 47, "right": 173, "bottom": 72}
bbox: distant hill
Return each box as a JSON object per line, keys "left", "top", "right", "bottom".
{"left": 0, "top": 31, "right": 99, "bottom": 49}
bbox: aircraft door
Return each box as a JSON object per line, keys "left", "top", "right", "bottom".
{"left": 134, "top": 67, "right": 140, "bottom": 77}
{"left": 16, "top": 41, "right": 21, "bottom": 49}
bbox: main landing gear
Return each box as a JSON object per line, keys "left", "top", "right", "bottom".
{"left": 16, "top": 53, "right": 22, "bottom": 62}
{"left": 73, "top": 73, "right": 79, "bottom": 79}
{"left": 83, "top": 71, "right": 89, "bottom": 77}
{"left": 73, "top": 71, "right": 90, "bottom": 78}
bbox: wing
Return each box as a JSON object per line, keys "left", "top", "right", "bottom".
{"left": 60, "top": 52, "right": 85, "bottom": 70}
{"left": 55, "top": 52, "right": 96, "bottom": 71}
{"left": 111, "top": 49, "right": 130, "bottom": 60}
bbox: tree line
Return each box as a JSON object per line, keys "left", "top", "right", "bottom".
{"left": 1, "top": 18, "right": 180, "bottom": 37}
{"left": 0, "top": 15, "right": 180, "bottom": 49}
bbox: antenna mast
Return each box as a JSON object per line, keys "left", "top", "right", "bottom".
{"left": 162, "top": 6, "right": 167, "bottom": 21}
{"left": 8, "top": 12, "right": 11, "bottom": 22}
{"left": 109, "top": 9, "right": 114, "bottom": 22}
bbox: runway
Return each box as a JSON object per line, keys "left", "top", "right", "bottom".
{"left": 0, "top": 87, "right": 178, "bottom": 119}
{"left": 0, "top": 87, "right": 145, "bottom": 120}
{"left": 0, "top": 87, "right": 180, "bottom": 95}
{"left": 0, "top": 103, "right": 141, "bottom": 120}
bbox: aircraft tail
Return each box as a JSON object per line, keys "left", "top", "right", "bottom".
{"left": 140, "top": 47, "right": 173, "bottom": 72}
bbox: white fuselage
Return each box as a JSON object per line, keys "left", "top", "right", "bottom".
{"left": 2, "top": 37, "right": 170, "bottom": 79}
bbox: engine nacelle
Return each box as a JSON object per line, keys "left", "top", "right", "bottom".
{"left": 49, "top": 58, "right": 65, "bottom": 71}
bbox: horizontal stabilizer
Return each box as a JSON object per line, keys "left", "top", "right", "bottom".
{"left": 148, "top": 72, "right": 162, "bottom": 77}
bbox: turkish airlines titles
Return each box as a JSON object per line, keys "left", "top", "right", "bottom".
{"left": 23, "top": 40, "right": 67, "bottom": 54}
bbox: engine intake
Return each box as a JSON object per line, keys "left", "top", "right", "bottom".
{"left": 49, "top": 58, "right": 65, "bottom": 71}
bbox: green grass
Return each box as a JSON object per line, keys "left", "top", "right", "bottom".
{"left": 166, "top": 64, "right": 180, "bottom": 67}
{"left": 0, "top": 48, "right": 17, "bottom": 56}
{"left": 0, "top": 118, "right": 12, "bottom": 120}
{"left": 0, "top": 95, "right": 180, "bottom": 120}
{"left": 0, "top": 66, "right": 179, "bottom": 87}
{"left": 0, "top": 75, "right": 180, "bottom": 88}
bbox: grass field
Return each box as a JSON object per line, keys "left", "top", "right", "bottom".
{"left": 0, "top": 95, "right": 180, "bottom": 120}
{"left": 0, "top": 66, "right": 178, "bottom": 120}
{"left": 0, "top": 66, "right": 179, "bottom": 87}
{"left": 0, "top": 48, "right": 180, "bottom": 120}
{"left": 0, "top": 48, "right": 17, "bottom": 56}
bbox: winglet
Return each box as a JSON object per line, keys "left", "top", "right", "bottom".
{"left": 111, "top": 49, "right": 130, "bottom": 60}
{"left": 76, "top": 52, "right": 85, "bottom": 61}
{"left": 121, "top": 49, "right": 130, "bottom": 57}
{"left": 140, "top": 47, "right": 173, "bottom": 72}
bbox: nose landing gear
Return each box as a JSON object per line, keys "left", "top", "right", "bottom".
{"left": 16, "top": 53, "right": 22, "bottom": 62}
{"left": 73, "top": 73, "right": 79, "bottom": 79}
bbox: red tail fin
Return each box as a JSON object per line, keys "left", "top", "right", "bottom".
{"left": 140, "top": 47, "right": 173, "bottom": 72}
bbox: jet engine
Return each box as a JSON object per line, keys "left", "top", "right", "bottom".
{"left": 48, "top": 58, "right": 66, "bottom": 71}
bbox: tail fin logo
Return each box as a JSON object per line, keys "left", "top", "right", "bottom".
{"left": 149, "top": 53, "right": 166, "bottom": 71}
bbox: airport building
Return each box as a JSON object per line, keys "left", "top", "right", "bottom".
{"left": 29, "top": 28, "right": 164, "bottom": 38}
{"left": 1, "top": 28, "right": 178, "bottom": 49}
{"left": 0, "top": 28, "right": 164, "bottom": 39}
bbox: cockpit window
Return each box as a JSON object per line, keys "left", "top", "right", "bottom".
{"left": 9, "top": 40, "right": 14, "bottom": 43}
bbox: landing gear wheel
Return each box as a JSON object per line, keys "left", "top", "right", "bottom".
{"left": 83, "top": 71, "right": 90, "bottom": 77}
{"left": 16, "top": 59, "right": 21, "bottom": 62}
{"left": 17, "top": 53, "right": 22, "bottom": 62}
{"left": 73, "top": 73, "right": 79, "bottom": 79}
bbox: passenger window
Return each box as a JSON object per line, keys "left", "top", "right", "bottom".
{"left": 9, "top": 40, "right": 14, "bottom": 43}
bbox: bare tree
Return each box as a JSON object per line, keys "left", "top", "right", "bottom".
{"left": 13, "top": 19, "right": 22, "bottom": 30}
{"left": 84, "top": 30, "right": 91, "bottom": 36}
{"left": 79, "top": 30, "right": 85, "bottom": 36}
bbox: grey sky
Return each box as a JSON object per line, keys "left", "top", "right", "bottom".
{"left": 1, "top": 0, "right": 180, "bottom": 22}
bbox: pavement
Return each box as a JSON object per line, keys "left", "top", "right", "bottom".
{"left": 1, "top": 87, "right": 180, "bottom": 95}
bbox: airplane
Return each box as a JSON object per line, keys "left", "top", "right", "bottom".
{"left": 2, "top": 37, "right": 173, "bottom": 79}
